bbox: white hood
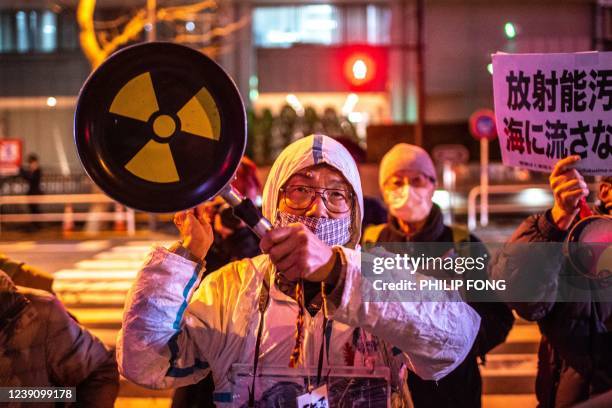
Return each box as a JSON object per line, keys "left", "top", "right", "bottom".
{"left": 261, "top": 134, "right": 364, "bottom": 248}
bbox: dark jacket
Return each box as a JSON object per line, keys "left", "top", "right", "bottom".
{"left": 489, "top": 209, "right": 612, "bottom": 407}
{"left": 205, "top": 226, "right": 261, "bottom": 273}
{"left": 362, "top": 196, "right": 388, "bottom": 230}
{"left": 364, "top": 204, "right": 515, "bottom": 408}
{"left": 0, "top": 271, "right": 119, "bottom": 407}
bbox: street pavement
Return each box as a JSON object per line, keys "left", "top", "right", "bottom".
{"left": 0, "top": 225, "right": 538, "bottom": 407}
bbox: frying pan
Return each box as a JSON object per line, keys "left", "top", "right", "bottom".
{"left": 74, "top": 42, "right": 271, "bottom": 235}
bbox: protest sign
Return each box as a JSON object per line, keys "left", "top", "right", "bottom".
{"left": 492, "top": 52, "right": 612, "bottom": 175}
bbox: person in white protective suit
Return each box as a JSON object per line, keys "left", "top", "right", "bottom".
{"left": 117, "top": 134, "right": 481, "bottom": 407}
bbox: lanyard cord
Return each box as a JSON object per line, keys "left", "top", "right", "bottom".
{"left": 249, "top": 277, "right": 331, "bottom": 406}
{"left": 316, "top": 281, "right": 330, "bottom": 386}
{"left": 248, "top": 272, "right": 271, "bottom": 408}
{"left": 289, "top": 279, "right": 306, "bottom": 368}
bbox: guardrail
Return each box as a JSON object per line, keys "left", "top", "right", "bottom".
{"left": 468, "top": 184, "right": 553, "bottom": 230}
{"left": 467, "top": 183, "right": 597, "bottom": 230}
{"left": 0, "top": 194, "right": 135, "bottom": 236}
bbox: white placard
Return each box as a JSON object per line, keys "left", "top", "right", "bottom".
{"left": 492, "top": 52, "right": 612, "bottom": 175}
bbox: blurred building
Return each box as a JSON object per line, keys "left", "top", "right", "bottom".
{"left": 0, "top": 0, "right": 608, "bottom": 173}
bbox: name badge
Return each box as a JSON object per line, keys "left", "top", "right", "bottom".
{"left": 297, "top": 384, "right": 329, "bottom": 408}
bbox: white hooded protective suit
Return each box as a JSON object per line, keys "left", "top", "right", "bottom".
{"left": 117, "top": 135, "right": 480, "bottom": 405}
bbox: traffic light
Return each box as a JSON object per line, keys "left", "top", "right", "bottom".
{"left": 338, "top": 46, "right": 387, "bottom": 92}
{"left": 504, "top": 22, "right": 517, "bottom": 39}
{"left": 344, "top": 53, "right": 376, "bottom": 86}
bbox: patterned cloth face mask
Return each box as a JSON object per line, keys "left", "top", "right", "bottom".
{"left": 275, "top": 211, "right": 351, "bottom": 247}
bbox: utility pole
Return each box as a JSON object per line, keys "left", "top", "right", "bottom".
{"left": 415, "top": 0, "right": 425, "bottom": 146}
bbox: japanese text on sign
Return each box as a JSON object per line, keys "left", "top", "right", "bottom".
{"left": 492, "top": 52, "right": 612, "bottom": 175}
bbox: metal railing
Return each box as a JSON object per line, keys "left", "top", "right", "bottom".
{"left": 468, "top": 184, "right": 545, "bottom": 230}
{"left": 0, "top": 194, "right": 135, "bottom": 235}
{"left": 467, "top": 183, "right": 597, "bottom": 230}
{"left": 0, "top": 174, "right": 94, "bottom": 195}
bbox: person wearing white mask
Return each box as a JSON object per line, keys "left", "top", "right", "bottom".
{"left": 118, "top": 135, "right": 481, "bottom": 407}
{"left": 363, "top": 143, "right": 514, "bottom": 408}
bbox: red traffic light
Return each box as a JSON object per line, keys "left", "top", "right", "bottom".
{"left": 344, "top": 53, "right": 376, "bottom": 86}
{"left": 338, "top": 46, "right": 387, "bottom": 91}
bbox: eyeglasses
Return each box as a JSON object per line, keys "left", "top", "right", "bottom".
{"left": 383, "top": 174, "right": 434, "bottom": 190}
{"left": 280, "top": 185, "right": 353, "bottom": 214}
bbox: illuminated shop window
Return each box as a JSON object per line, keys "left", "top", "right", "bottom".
{"left": 253, "top": 4, "right": 390, "bottom": 48}
{"left": 40, "top": 11, "right": 57, "bottom": 52}
{"left": 15, "top": 10, "right": 28, "bottom": 52}
{"left": 0, "top": 13, "right": 15, "bottom": 52}
{"left": 0, "top": 9, "right": 73, "bottom": 53}
{"left": 254, "top": 5, "right": 340, "bottom": 47}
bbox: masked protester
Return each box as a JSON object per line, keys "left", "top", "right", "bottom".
{"left": 172, "top": 157, "right": 263, "bottom": 408}
{"left": 118, "top": 135, "right": 481, "bottom": 407}
{"left": 490, "top": 156, "right": 612, "bottom": 408}
{"left": 0, "top": 270, "right": 119, "bottom": 407}
{"left": 363, "top": 144, "right": 515, "bottom": 408}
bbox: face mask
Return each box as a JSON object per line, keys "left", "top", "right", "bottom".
{"left": 275, "top": 211, "right": 351, "bottom": 247}
{"left": 385, "top": 185, "right": 432, "bottom": 223}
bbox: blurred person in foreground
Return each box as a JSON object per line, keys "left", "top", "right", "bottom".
{"left": 490, "top": 156, "right": 612, "bottom": 407}
{"left": 0, "top": 270, "right": 118, "bottom": 407}
{"left": 0, "top": 253, "right": 54, "bottom": 293}
{"left": 363, "top": 144, "right": 514, "bottom": 408}
{"left": 118, "top": 134, "right": 481, "bottom": 407}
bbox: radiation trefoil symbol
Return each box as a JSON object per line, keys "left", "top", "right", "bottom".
{"left": 109, "top": 72, "right": 220, "bottom": 183}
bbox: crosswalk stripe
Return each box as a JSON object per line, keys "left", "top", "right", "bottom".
{"left": 502, "top": 324, "right": 540, "bottom": 343}
{"left": 60, "top": 293, "right": 127, "bottom": 307}
{"left": 123, "top": 240, "right": 174, "bottom": 247}
{"left": 0, "top": 241, "right": 111, "bottom": 252}
{"left": 55, "top": 270, "right": 138, "bottom": 280}
{"left": 0, "top": 241, "right": 36, "bottom": 251}
{"left": 109, "top": 245, "right": 162, "bottom": 253}
{"left": 70, "top": 308, "right": 124, "bottom": 324}
{"left": 480, "top": 354, "right": 538, "bottom": 376}
{"left": 94, "top": 252, "right": 152, "bottom": 260}
{"left": 74, "top": 260, "right": 144, "bottom": 269}
{"left": 55, "top": 280, "right": 134, "bottom": 292}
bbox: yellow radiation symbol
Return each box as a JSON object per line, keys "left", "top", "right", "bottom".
{"left": 109, "top": 72, "right": 221, "bottom": 183}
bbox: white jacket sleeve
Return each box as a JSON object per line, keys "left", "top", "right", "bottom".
{"left": 117, "top": 246, "right": 228, "bottom": 389}
{"left": 331, "top": 247, "right": 481, "bottom": 382}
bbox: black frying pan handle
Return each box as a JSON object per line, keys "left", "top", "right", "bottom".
{"left": 219, "top": 185, "right": 272, "bottom": 238}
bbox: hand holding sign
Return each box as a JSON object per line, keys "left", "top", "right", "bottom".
{"left": 550, "top": 155, "right": 590, "bottom": 230}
